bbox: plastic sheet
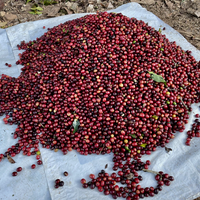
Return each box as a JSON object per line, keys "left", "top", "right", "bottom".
{"left": 0, "top": 2, "right": 200, "bottom": 200}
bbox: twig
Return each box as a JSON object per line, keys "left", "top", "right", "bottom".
{"left": 143, "top": 169, "right": 163, "bottom": 180}
{"left": 178, "top": 96, "right": 189, "bottom": 110}
{"left": 99, "top": 144, "right": 105, "bottom": 155}
{"left": 142, "top": 169, "right": 160, "bottom": 175}
{"left": 40, "top": 123, "right": 44, "bottom": 128}
{"left": 171, "top": 59, "right": 177, "bottom": 66}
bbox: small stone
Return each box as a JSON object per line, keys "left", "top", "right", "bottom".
{"left": 65, "top": 1, "right": 72, "bottom": 9}
{"left": 19, "top": 18, "right": 27, "bottom": 23}
{"left": 0, "top": 11, "right": 5, "bottom": 16}
{"left": 62, "top": 7, "right": 73, "bottom": 14}
{"left": 164, "top": 0, "right": 174, "bottom": 10}
{"left": 87, "top": 4, "right": 94, "bottom": 13}
{"left": 70, "top": 2, "right": 78, "bottom": 13}
{"left": 194, "top": 10, "right": 200, "bottom": 17}
{"left": 21, "top": 6, "right": 27, "bottom": 12}
{"left": 4, "top": 13, "right": 17, "bottom": 21}
{"left": 107, "top": 2, "right": 114, "bottom": 9}
{"left": 0, "top": 21, "right": 7, "bottom": 27}
{"left": 47, "top": 6, "right": 60, "bottom": 17}
{"left": 88, "top": 0, "right": 96, "bottom": 4}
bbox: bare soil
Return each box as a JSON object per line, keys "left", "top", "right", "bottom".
{"left": 0, "top": 0, "right": 200, "bottom": 199}
{"left": 0, "top": 0, "right": 200, "bottom": 50}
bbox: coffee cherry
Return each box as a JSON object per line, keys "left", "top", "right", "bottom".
{"left": 168, "top": 176, "right": 174, "bottom": 181}
{"left": 16, "top": 167, "right": 22, "bottom": 172}
{"left": 164, "top": 180, "right": 171, "bottom": 186}
{"left": 82, "top": 183, "right": 88, "bottom": 188}
{"left": 59, "top": 181, "right": 64, "bottom": 186}
{"left": 64, "top": 172, "right": 68, "bottom": 176}
{"left": 89, "top": 174, "right": 95, "bottom": 179}
{"left": 80, "top": 178, "right": 86, "bottom": 184}
{"left": 12, "top": 172, "right": 18, "bottom": 176}
{"left": 31, "top": 164, "right": 36, "bottom": 169}
{"left": 37, "top": 160, "right": 42, "bottom": 165}
{"left": 55, "top": 179, "right": 60, "bottom": 184}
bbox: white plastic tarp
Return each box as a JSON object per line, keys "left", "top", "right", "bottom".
{"left": 0, "top": 2, "right": 200, "bottom": 200}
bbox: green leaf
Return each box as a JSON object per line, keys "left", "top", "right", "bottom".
{"left": 125, "top": 146, "right": 131, "bottom": 153}
{"left": 129, "top": 134, "right": 136, "bottom": 138}
{"left": 160, "top": 48, "right": 164, "bottom": 51}
{"left": 29, "top": 11, "right": 36, "bottom": 14}
{"left": 133, "top": 41, "right": 136, "bottom": 44}
{"left": 140, "top": 143, "right": 147, "bottom": 148}
{"left": 158, "top": 28, "right": 162, "bottom": 33}
{"left": 152, "top": 115, "right": 158, "bottom": 120}
{"left": 31, "top": 41, "right": 34, "bottom": 45}
{"left": 36, "top": 7, "right": 43, "bottom": 11}
{"left": 36, "top": 11, "right": 43, "bottom": 15}
{"left": 79, "top": 59, "right": 81, "bottom": 62}
{"left": 65, "top": 29, "right": 69, "bottom": 35}
{"left": 148, "top": 71, "right": 167, "bottom": 86}
{"left": 42, "top": 0, "right": 57, "bottom": 5}
{"left": 73, "top": 119, "right": 80, "bottom": 133}
{"left": 63, "top": 28, "right": 65, "bottom": 32}
{"left": 31, "top": 7, "right": 38, "bottom": 10}
{"left": 26, "top": 0, "right": 31, "bottom": 4}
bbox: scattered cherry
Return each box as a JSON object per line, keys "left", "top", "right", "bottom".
{"left": 31, "top": 164, "right": 36, "bottom": 169}
{"left": 37, "top": 160, "right": 42, "bottom": 165}
{"left": 59, "top": 181, "right": 64, "bottom": 187}
{"left": 16, "top": 167, "right": 22, "bottom": 172}
{"left": 82, "top": 183, "right": 88, "bottom": 188}
{"left": 89, "top": 174, "right": 95, "bottom": 179}
{"left": 80, "top": 178, "right": 86, "bottom": 184}
{"left": 55, "top": 179, "right": 60, "bottom": 184}
{"left": 64, "top": 171, "right": 68, "bottom": 176}
{"left": 12, "top": 172, "right": 18, "bottom": 176}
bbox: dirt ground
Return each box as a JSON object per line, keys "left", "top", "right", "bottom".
{"left": 0, "top": 0, "right": 200, "bottom": 199}
{"left": 0, "top": 0, "right": 200, "bottom": 51}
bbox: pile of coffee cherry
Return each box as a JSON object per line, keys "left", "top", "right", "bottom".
{"left": 0, "top": 11, "right": 199, "bottom": 199}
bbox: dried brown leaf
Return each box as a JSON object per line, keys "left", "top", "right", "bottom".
{"left": 165, "top": 147, "right": 172, "bottom": 153}
{"left": 7, "top": 154, "right": 16, "bottom": 164}
{"left": 125, "top": 173, "right": 134, "bottom": 180}
{"left": 0, "top": 21, "right": 7, "bottom": 27}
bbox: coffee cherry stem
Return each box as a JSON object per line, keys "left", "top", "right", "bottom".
{"left": 142, "top": 169, "right": 160, "bottom": 175}
{"left": 99, "top": 144, "right": 105, "bottom": 155}
{"left": 178, "top": 96, "right": 189, "bottom": 110}
{"left": 40, "top": 123, "right": 44, "bottom": 128}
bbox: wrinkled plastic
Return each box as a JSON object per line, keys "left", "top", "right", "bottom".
{"left": 0, "top": 3, "right": 200, "bottom": 200}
